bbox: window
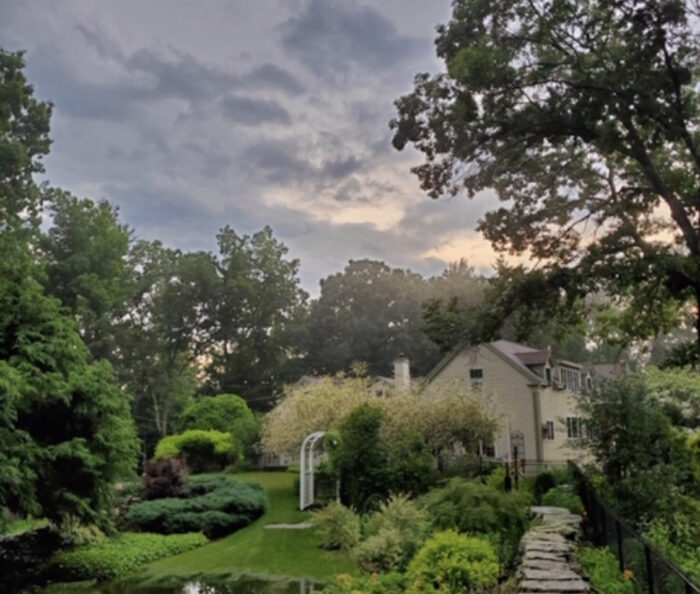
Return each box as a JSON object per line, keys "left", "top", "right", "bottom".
{"left": 544, "top": 421, "right": 554, "bottom": 440}
{"left": 477, "top": 440, "right": 496, "bottom": 458}
{"left": 566, "top": 416, "right": 583, "bottom": 438}
{"left": 545, "top": 367, "right": 552, "bottom": 384}
{"left": 561, "top": 367, "right": 581, "bottom": 391}
{"left": 469, "top": 368, "right": 483, "bottom": 380}
{"left": 586, "top": 375, "right": 593, "bottom": 391}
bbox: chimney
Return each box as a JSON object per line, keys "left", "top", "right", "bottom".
{"left": 393, "top": 356, "right": 410, "bottom": 392}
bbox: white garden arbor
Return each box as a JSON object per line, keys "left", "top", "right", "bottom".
{"left": 299, "top": 431, "right": 325, "bottom": 510}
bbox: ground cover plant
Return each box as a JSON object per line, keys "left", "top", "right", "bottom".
{"left": 50, "top": 532, "right": 208, "bottom": 581}
{"left": 541, "top": 486, "right": 584, "bottom": 515}
{"left": 126, "top": 474, "right": 265, "bottom": 538}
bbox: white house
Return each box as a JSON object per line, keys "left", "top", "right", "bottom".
{"left": 422, "top": 340, "right": 591, "bottom": 467}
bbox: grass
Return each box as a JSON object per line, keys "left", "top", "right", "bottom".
{"left": 143, "top": 471, "right": 357, "bottom": 581}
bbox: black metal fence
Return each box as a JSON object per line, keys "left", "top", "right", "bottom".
{"left": 570, "top": 463, "right": 699, "bottom": 594}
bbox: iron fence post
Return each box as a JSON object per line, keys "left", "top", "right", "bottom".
{"left": 616, "top": 519, "right": 624, "bottom": 573}
{"left": 645, "top": 544, "right": 655, "bottom": 594}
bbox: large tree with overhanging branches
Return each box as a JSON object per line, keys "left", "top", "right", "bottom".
{"left": 392, "top": 0, "right": 700, "bottom": 354}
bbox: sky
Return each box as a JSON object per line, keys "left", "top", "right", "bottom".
{"left": 2, "top": 0, "right": 505, "bottom": 293}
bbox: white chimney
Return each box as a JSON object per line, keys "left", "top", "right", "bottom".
{"left": 393, "top": 357, "right": 410, "bottom": 392}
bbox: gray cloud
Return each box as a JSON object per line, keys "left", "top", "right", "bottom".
{"left": 281, "top": 0, "right": 428, "bottom": 76}
{"left": 221, "top": 95, "right": 292, "bottom": 126}
{"left": 242, "top": 63, "right": 306, "bottom": 95}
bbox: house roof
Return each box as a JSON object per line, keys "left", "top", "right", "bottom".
{"left": 424, "top": 339, "right": 549, "bottom": 386}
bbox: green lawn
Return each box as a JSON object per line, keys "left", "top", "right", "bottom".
{"left": 143, "top": 471, "right": 357, "bottom": 581}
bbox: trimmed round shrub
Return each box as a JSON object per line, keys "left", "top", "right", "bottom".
{"left": 181, "top": 394, "right": 259, "bottom": 451}
{"left": 126, "top": 477, "right": 265, "bottom": 538}
{"left": 354, "top": 528, "right": 404, "bottom": 573}
{"left": 51, "top": 532, "right": 208, "bottom": 582}
{"left": 312, "top": 502, "right": 360, "bottom": 551}
{"left": 154, "top": 429, "right": 242, "bottom": 472}
{"left": 407, "top": 530, "right": 499, "bottom": 592}
{"left": 541, "top": 485, "right": 584, "bottom": 514}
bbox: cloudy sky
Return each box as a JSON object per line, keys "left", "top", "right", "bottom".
{"left": 2, "top": 0, "right": 503, "bottom": 292}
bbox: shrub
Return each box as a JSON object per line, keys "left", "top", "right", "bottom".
{"left": 366, "top": 494, "right": 431, "bottom": 544}
{"left": 126, "top": 479, "right": 265, "bottom": 538}
{"left": 541, "top": 485, "right": 584, "bottom": 514}
{"left": 354, "top": 528, "right": 405, "bottom": 573}
{"left": 312, "top": 502, "right": 360, "bottom": 551}
{"left": 577, "top": 547, "right": 634, "bottom": 594}
{"left": 418, "top": 478, "right": 530, "bottom": 570}
{"left": 532, "top": 472, "right": 556, "bottom": 503}
{"left": 142, "top": 457, "right": 187, "bottom": 500}
{"left": 407, "top": 530, "right": 499, "bottom": 592}
{"left": 325, "top": 572, "right": 407, "bottom": 594}
{"left": 154, "top": 429, "right": 242, "bottom": 472}
{"left": 181, "top": 394, "right": 259, "bottom": 457}
{"left": 184, "top": 473, "right": 234, "bottom": 496}
{"left": 644, "top": 503, "right": 700, "bottom": 583}
{"left": 51, "top": 532, "right": 208, "bottom": 581}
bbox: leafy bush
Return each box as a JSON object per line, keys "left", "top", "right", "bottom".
{"left": 184, "top": 473, "right": 234, "bottom": 496}
{"left": 325, "top": 572, "right": 407, "bottom": 594}
{"left": 51, "top": 532, "right": 207, "bottom": 581}
{"left": 181, "top": 394, "right": 259, "bottom": 456}
{"left": 541, "top": 485, "right": 584, "bottom": 514}
{"left": 532, "top": 472, "right": 556, "bottom": 503}
{"left": 407, "top": 530, "right": 499, "bottom": 592}
{"left": 331, "top": 404, "right": 437, "bottom": 511}
{"left": 418, "top": 478, "right": 530, "bottom": 570}
{"left": 154, "top": 429, "right": 242, "bottom": 472}
{"left": 126, "top": 478, "right": 265, "bottom": 538}
{"left": 142, "top": 457, "right": 187, "bottom": 500}
{"left": 311, "top": 502, "right": 360, "bottom": 551}
{"left": 355, "top": 494, "right": 431, "bottom": 572}
{"left": 354, "top": 528, "right": 404, "bottom": 573}
{"left": 577, "top": 547, "right": 634, "bottom": 594}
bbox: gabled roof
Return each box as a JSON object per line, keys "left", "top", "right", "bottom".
{"left": 424, "top": 339, "right": 549, "bottom": 386}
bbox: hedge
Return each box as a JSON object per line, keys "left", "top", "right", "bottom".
{"left": 51, "top": 532, "right": 208, "bottom": 582}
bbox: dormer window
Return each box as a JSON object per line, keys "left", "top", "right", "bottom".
{"left": 469, "top": 368, "right": 483, "bottom": 384}
{"left": 561, "top": 367, "right": 581, "bottom": 391}
{"left": 545, "top": 367, "right": 552, "bottom": 385}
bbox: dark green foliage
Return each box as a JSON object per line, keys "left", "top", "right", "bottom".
{"left": 154, "top": 429, "right": 242, "bottom": 473}
{"left": 142, "top": 457, "right": 187, "bottom": 500}
{"left": 392, "top": 0, "right": 700, "bottom": 348}
{"left": 578, "top": 375, "right": 698, "bottom": 523}
{"left": 0, "top": 526, "right": 62, "bottom": 592}
{"left": 126, "top": 477, "right": 265, "bottom": 538}
{"left": 532, "top": 473, "right": 556, "bottom": 504}
{"left": 418, "top": 477, "right": 530, "bottom": 570}
{"left": 51, "top": 532, "right": 208, "bottom": 582}
{"left": 307, "top": 259, "right": 442, "bottom": 376}
{"left": 577, "top": 547, "right": 634, "bottom": 594}
{"left": 331, "top": 404, "right": 438, "bottom": 511}
{"left": 184, "top": 473, "right": 235, "bottom": 496}
{"left": 541, "top": 486, "right": 583, "bottom": 515}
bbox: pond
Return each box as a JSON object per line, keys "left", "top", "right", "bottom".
{"left": 44, "top": 575, "right": 324, "bottom": 594}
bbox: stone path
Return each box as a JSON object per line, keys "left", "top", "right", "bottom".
{"left": 264, "top": 521, "right": 312, "bottom": 530}
{"left": 518, "top": 506, "right": 591, "bottom": 594}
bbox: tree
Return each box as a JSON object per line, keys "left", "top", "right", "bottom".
{"left": 41, "top": 191, "right": 132, "bottom": 360}
{"left": 0, "top": 49, "right": 139, "bottom": 529}
{"left": 392, "top": 0, "right": 700, "bottom": 348}
{"left": 577, "top": 376, "right": 697, "bottom": 523}
{"left": 308, "top": 259, "right": 441, "bottom": 377}
{"left": 206, "top": 226, "right": 308, "bottom": 409}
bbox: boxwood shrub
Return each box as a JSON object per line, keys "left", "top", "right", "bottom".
{"left": 51, "top": 532, "right": 208, "bottom": 582}
{"left": 126, "top": 477, "right": 265, "bottom": 538}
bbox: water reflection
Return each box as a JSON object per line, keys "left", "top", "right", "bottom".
{"left": 46, "top": 576, "right": 323, "bottom": 594}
